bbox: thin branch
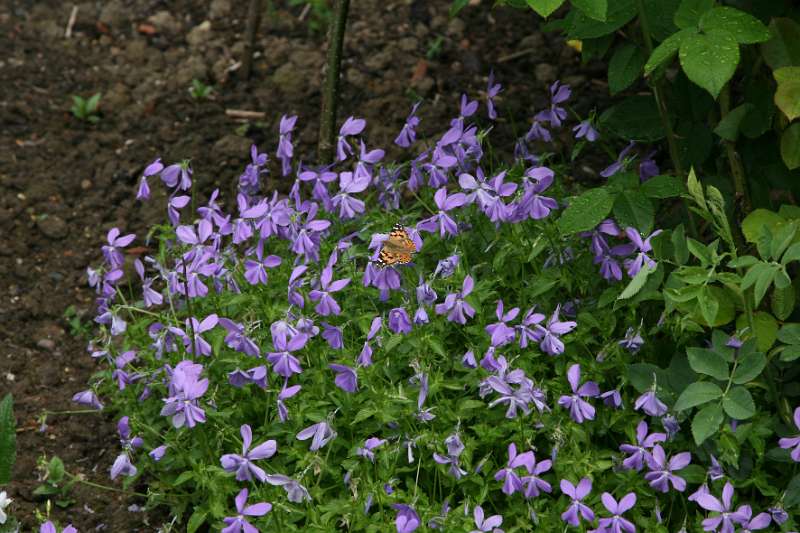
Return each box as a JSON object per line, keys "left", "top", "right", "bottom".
{"left": 318, "top": 0, "right": 350, "bottom": 164}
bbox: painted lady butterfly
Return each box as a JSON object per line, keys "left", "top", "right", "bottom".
{"left": 375, "top": 224, "right": 417, "bottom": 267}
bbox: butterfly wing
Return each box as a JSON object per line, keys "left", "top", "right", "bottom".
{"left": 375, "top": 224, "right": 417, "bottom": 267}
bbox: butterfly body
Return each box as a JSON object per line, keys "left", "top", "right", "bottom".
{"left": 375, "top": 224, "right": 417, "bottom": 267}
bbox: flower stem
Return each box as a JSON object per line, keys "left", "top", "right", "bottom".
{"left": 65, "top": 471, "right": 149, "bottom": 498}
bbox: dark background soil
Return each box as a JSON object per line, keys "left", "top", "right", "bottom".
{"left": 0, "top": 0, "right": 606, "bottom": 529}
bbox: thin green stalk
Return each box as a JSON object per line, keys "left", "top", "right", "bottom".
{"left": 719, "top": 84, "right": 752, "bottom": 215}
{"left": 65, "top": 471, "right": 149, "bottom": 498}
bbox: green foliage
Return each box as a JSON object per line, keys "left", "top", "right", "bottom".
{"left": 0, "top": 394, "right": 15, "bottom": 485}
{"left": 70, "top": 93, "right": 101, "bottom": 123}
{"left": 188, "top": 79, "right": 214, "bottom": 101}
{"left": 33, "top": 456, "right": 75, "bottom": 508}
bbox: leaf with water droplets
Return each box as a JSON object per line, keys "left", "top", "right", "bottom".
{"left": 679, "top": 28, "right": 740, "bottom": 99}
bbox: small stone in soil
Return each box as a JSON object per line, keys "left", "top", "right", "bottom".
{"left": 37, "top": 215, "right": 69, "bottom": 240}
{"left": 36, "top": 338, "right": 56, "bottom": 351}
{"left": 534, "top": 63, "right": 557, "bottom": 84}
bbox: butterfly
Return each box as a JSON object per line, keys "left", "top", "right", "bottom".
{"left": 375, "top": 224, "right": 417, "bottom": 267}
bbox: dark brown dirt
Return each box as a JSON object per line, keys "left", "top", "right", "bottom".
{"left": 0, "top": 0, "right": 606, "bottom": 529}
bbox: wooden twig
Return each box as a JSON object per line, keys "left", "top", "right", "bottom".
{"left": 317, "top": 0, "right": 350, "bottom": 164}
{"left": 497, "top": 48, "right": 536, "bottom": 63}
{"left": 65, "top": 5, "right": 78, "bottom": 38}
{"left": 241, "top": 0, "right": 263, "bottom": 80}
{"left": 225, "top": 109, "right": 266, "bottom": 119}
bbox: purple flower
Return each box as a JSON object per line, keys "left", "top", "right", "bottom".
{"left": 389, "top": 307, "right": 412, "bottom": 334}
{"left": 695, "top": 482, "right": 748, "bottom": 533}
{"left": 486, "top": 70, "right": 502, "bottom": 121}
{"left": 634, "top": 389, "right": 668, "bottom": 417}
{"left": 149, "top": 445, "right": 167, "bottom": 461}
{"left": 600, "top": 141, "right": 636, "bottom": 178}
{"left": 515, "top": 166, "right": 558, "bottom": 221}
{"left": 296, "top": 420, "right": 336, "bottom": 451}
{"left": 102, "top": 228, "right": 135, "bottom": 268}
{"left": 72, "top": 390, "right": 103, "bottom": 410}
{"left": 485, "top": 300, "right": 519, "bottom": 347}
{"left": 220, "top": 424, "right": 277, "bottom": 482}
{"left": 219, "top": 318, "right": 260, "bottom": 357}
{"left": 537, "top": 306, "right": 577, "bottom": 356}
{"left": 596, "top": 492, "right": 637, "bottom": 533}
{"left": 619, "top": 327, "right": 644, "bottom": 352}
{"left": 613, "top": 227, "right": 662, "bottom": 277}
{"left": 535, "top": 81, "right": 571, "bottom": 127}
{"left": 639, "top": 150, "right": 659, "bottom": 181}
{"left": 321, "top": 322, "right": 343, "bottom": 349}
{"left": 737, "top": 506, "right": 771, "bottom": 532}
{"left": 265, "top": 474, "right": 311, "bottom": 503}
{"left": 768, "top": 506, "right": 788, "bottom": 525}
{"left": 662, "top": 415, "right": 681, "bottom": 439}
{"left": 561, "top": 478, "right": 594, "bottom": 527}
{"left": 644, "top": 445, "right": 691, "bottom": 493}
{"left": 435, "top": 275, "right": 476, "bottom": 325}
{"left": 433, "top": 433, "right": 467, "bottom": 479}
{"left": 40, "top": 523, "right": 77, "bottom": 533}
{"left": 243, "top": 245, "right": 282, "bottom": 285}
{"left": 600, "top": 389, "right": 622, "bottom": 409}
{"left": 415, "top": 373, "right": 435, "bottom": 422}
{"left": 471, "top": 505, "right": 503, "bottom": 533}
{"left": 395, "top": 102, "right": 421, "bottom": 148}
{"left": 277, "top": 114, "right": 297, "bottom": 176}
{"left": 267, "top": 333, "right": 308, "bottom": 378}
{"left": 520, "top": 452, "right": 552, "bottom": 499}
{"left": 494, "top": 443, "right": 533, "bottom": 496}
{"left": 557, "top": 364, "right": 599, "bottom": 423}
{"left": 417, "top": 187, "right": 467, "bottom": 238}
{"left": 392, "top": 504, "right": 420, "bottom": 533}
{"left": 309, "top": 266, "right": 350, "bottom": 316}
{"left": 170, "top": 314, "right": 218, "bottom": 357}
{"left": 222, "top": 488, "right": 271, "bottom": 533}
{"left": 160, "top": 361, "right": 209, "bottom": 428}
{"left": 290, "top": 203, "right": 331, "bottom": 262}
{"left": 329, "top": 363, "right": 358, "bottom": 393}
{"left": 573, "top": 119, "right": 599, "bottom": 142}
{"left": 434, "top": 254, "right": 459, "bottom": 278}
{"left": 337, "top": 116, "right": 366, "bottom": 161}
{"left": 357, "top": 437, "right": 386, "bottom": 462}
{"left": 161, "top": 162, "right": 192, "bottom": 190}
{"left": 331, "top": 171, "right": 370, "bottom": 220}
{"left": 779, "top": 406, "right": 800, "bottom": 461}
{"left": 167, "top": 195, "right": 191, "bottom": 225}
{"left": 619, "top": 420, "right": 667, "bottom": 471}
{"left": 276, "top": 383, "right": 301, "bottom": 423}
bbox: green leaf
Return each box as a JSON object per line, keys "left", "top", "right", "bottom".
{"left": 613, "top": 191, "right": 654, "bottom": 235}
{"left": 571, "top": 0, "right": 607, "bottom": 21}
{"left": 781, "top": 345, "right": 800, "bottom": 362}
{"left": 741, "top": 209, "right": 785, "bottom": 243}
{"left": 674, "top": 0, "right": 713, "bottom": 29}
{"left": 643, "top": 0, "right": 680, "bottom": 42}
{"left": 526, "top": 0, "right": 566, "bottom": 17}
{"left": 751, "top": 311, "right": 779, "bottom": 352}
{"left": 771, "top": 221, "right": 797, "bottom": 261}
{"left": 753, "top": 266, "right": 778, "bottom": 308}
{"left": 781, "top": 123, "right": 800, "bottom": 170}
{"left": 640, "top": 175, "right": 686, "bottom": 198}
{"left": 187, "top": 509, "right": 208, "bottom": 533}
{"left": 674, "top": 381, "right": 724, "bottom": 411}
{"left": 723, "top": 385, "right": 755, "bottom": 419}
{"left": 692, "top": 403, "right": 724, "bottom": 444}
{"left": 782, "top": 242, "right": 800, "bottom": 265}
{"left": 450, "top": 0, "right": 470, "bottom": 16}
{"left": 645, "top": 29, "right": 694, "bottom": 75}
{"left": 679, "top": 29, "right": 740, "bottom": 99}
{"left": 686, "top": 237, "right": 711, "bottom": 264}
{"left": 697, "top": 285, "right": 720, "bottom": 326}
{"left": 761, "top": 18, "right": 800, "bottom": 71}
{"left": 672, "top": 224, "right": 689, "bottom": 264}
{"left": 731, "top": 350, "right": 766, "bottom": 384}
{"left": 558, "top": 187, "right": 615, "bottom": 234}
{"left": 0, "top": 394, "right": 15, "bottom": 484}
{"left": 776, "top": 81, "right": 800, "bottom": 121}
{"left": 618, "top": 264, "right": 655, "bottom": 300}
{"left": 774, "top": 66, "right": 800, "bottom": 84}
{"left": 608, "top": 43, "right": 647, "bottom": 94}
{"left": 714, "top": 103, "right": 754, "bottom": 141}
{"left": 48, "top": 456, "right": 65, "bottom": 483}
{"left": 699, "top": 7, "right": 771, "bottom": 44}
{"left": 627, "top": 363, "right": 662, "bottom": 392}
{"left": 174, "top": 470, "right": 194, "bottom": 486}
{"left": 686, "top": 347, "right": 729, "bottom": 381}
{"left": 785, "top": 474, "right": 800, "bottom": 508}
{"left": 777, "top": 323, "right": 800, "bottom": 345}
{"left": 772, "top": 284, "right": 795, "bottom": 321}
{"left": 87, "top": 92, "right": 102, "bottom": 112}
{"left": 567, "top": 0, "right": 636, "bottom": 39}
{"left": 599, "top": 95, "right": 666, "bottom": 141}
{"left": 352, "top": 407, "right": 377, "bottom": 424}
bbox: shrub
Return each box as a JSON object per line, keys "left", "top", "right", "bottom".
{"left": 75, "top": 77, "right": 800, "bottom": 532}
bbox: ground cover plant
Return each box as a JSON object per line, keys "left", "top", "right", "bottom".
{"left": 33, "top": 67, "right": 799, "bottom": 533}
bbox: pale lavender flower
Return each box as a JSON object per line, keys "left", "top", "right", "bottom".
{"left": 521, "top": 452, "right": 552, "bottom": 499}
{"left": 634, "top": 388, "right": 668, "bottom": 417}
{"left": 485, "top": 300, "right": 519, "bottom": 347}
{"left": 102, "top": 228, "right": 135, "bottom": 268}
{"left": 220, "top": 424, "right": 277, "bottom": 482}
{"left": 170, "top": 314, "right": 218, "bottom": 357}
{"left": 416, "top": 187, "right": 467, "bottom": 238}
{"left": 644, "top": 445, "right": 691, "bottom": 493}
{"left": 267, "top": 333, "right": 308, "bottom": 378}
{"left": 309, "top": 266, "right": 350, "bottom": 316}
{"left": 265, "top": 474, "right": 311, "bottom": 503}
{"left": 435, "top": 275, "right": 476, "bottom": 325}
{"left": 471, "top": 505, "right": 503, "bottom": 533}
{"left": 613, "top": 227, "right": 662, "bottom": 277}
{"left": 357, "top": 437, "right": 386, "bottom": 462}
{"left": 600, "top": 141, "right": 636, "bottom": 178}
{"left": 737, "top": 506, "right": 772, "bottom": 532}
{"left": 392, "top": 504, "right": 421, "bottom": 533}
{"left": 535, "top": 81, "right": 571, "bottom": 127}
{"left": 337, "top": 116, "right": 366, "bottom": 161}
{"left": 560, "top": 478, "right": 594, "bottom": 527}
{"left": 389, "top": 307, "right": 412, "bottom": 334}
{"left": 433, "top": 433, "right": 467, "bottom": 479}
{"left": 779, "top": 406, "right": 800, "bottom": 461}
{"left": 329, "top": 363, "right": 358, "bottom": 393}
{"left": 434, "top": 254, "right": 459, "bottom": 278}
{"left": 222, "top": 488, "right": 271, "bottom": 533}
{"left": 332, "top": 171, "right": 370, "bottom": 219}
{"left": 277, "top": 115, "right": 297, "bottom": 176}
{"left": 662, "top": 415, "right": 681, "bottom": 439}
{"left": 219, "top": 318, "right": 260, "bottom": 357}
{"left": 296, "top": 420, "right": 336, "bottom": 451}
{"left": 160, "top": 361, "right": 209, "bottom": 428}
{"left": 395, "top": 102, "right": 421, "bottom": 148}
{"left": 573, "top": 119, "right": 599, "bottom": 142}
{"left": 695, "top": 482, "right": 748, "bottom": 533}
{"left": 596, "top": 492, "right": 637, "bottom": 533}
{"left": 537, "top": 306, "right": 577, "bottom": 356}
{"left": 167, "top": 195, "right": 191, "bottom": 225}
{"left": 619, "top": 420, "right": 667, "bottom": 471}
{"left": 600, "top": 389, "right": 622, "bottom": 409}
{"left": 149, "top": 445, "right": 167, "bottom": 461}
{"left": 321, "top": 322, "right": 343, "bottom": 349}
{"left": 494, "top": 443, "right": 532, "bottom": 496}
{"left": 276, "top": 383, "right": 301, "bottom": 422}
{"left": 768, "top": 507, "right": 788, "bottom": 525}
{"left": 243, "top": 244, "right": 282, "bottom": 285}
{"left": 619, "top": 327, "right": 644, "bottom": 352}
{"left": 486, "top": 70, "right": 502, "bottom": 121}
{"left": 72, "top": 390, "right": 103, "bottom": 410}
{"left": 639, "top": 150, "right": 659, "bottom": 181}
{"left": 557, "top": 364, "right": 599, "bottom": 423}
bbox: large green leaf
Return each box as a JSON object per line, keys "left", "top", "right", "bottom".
{"left": 614, "top": 191, "right": 655, "bottom": 236}
{"left": 641, "top": 175, "right": 686, "bottom": 198}
{"left": 599, "top": 95, "right": 666, "bottom": 141}
{"left": 608, "top": 43, "right": 647, "bottom": 94}
{"left": 686, "top": 347, "right": 729, "bottom": 381}
{"left": 674, "top": 0, "right": 713, "bottom": 29}
{"left": 558, "top": 187, "right": 615, "bottom": 234}
{"left": 714, "top": 103, "right": 754, "bottom": 141}
{"left": 723, "top": 385, "right": 756, "bottom": 419}
{"left": 571, "top": 0, "right": 607, "bottom": 21}
{"left": 643, "top": 0, "right": 680, "bottom": 42}
{"left": 776, "top": 81, "right": 800, "bottom": 121}
{"left": 618, "top": 264, "right": 655, "bottom": 300}
{"left": 526, "top": 0, "right": 566, "bottom": 17}
{"left": 692, "top": 402, "right": 724, "bottom": 444}
{"left": 731, "top": 350, "right": 766, "bottom": 384}
{"left": 567, "top": 0, "right": 636, "bottom": 39}
{"left": 679, "top": 28, "right": 740, "bottom": 99}
{"left": 674, "top": 381, "right": 724, "bottom": 411}
{"left": 699, "top": 7, "right": 771, "bottom": 44}
{"left": 761, "top": 18, "right": 800, "bottom": 70}
{"left": 0, "top": 394, "right": 15, "bottom": 484}
{"left": 645, "top": 29, "right": 695, "bottom": 75}
{"left": 741, "top": 209, "right": 785, "bottom": 243}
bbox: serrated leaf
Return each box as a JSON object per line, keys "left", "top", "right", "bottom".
{"left": 558, "top": 187, "right": 615, "bottom": 234}
{"left": 679, "top": 28, "right": 740, "bottom": 99}
{"left": 0, "top": 394, "right": 15, "bottom": 484}
{"left": 692, "top": 403, "right": 724, "bottom": 445}
{"left": 352, "top": 407, "right": 377, "bottom": 424}
{"left": 731, "top": 350, "right": 766, "bottom": 384}
{"left": 608, "top": 43, "right": 647, "bottom": 94}
{"left": 618, "top": 264, "right": 655, "bottom": 300}
{"left": 686, "top": 347, "right": 729, "bottom": 381}
{"left": 526, "top": 0, "right": 566, "bottom": 17}
{"left": 699, "top": 7, "right": 771, "bottom": 44}
{"left": 723, "top": 385, "right": 755, "bottom": 419}
{"left": 674, "top": 381, "right": 724, "bottom": 411}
